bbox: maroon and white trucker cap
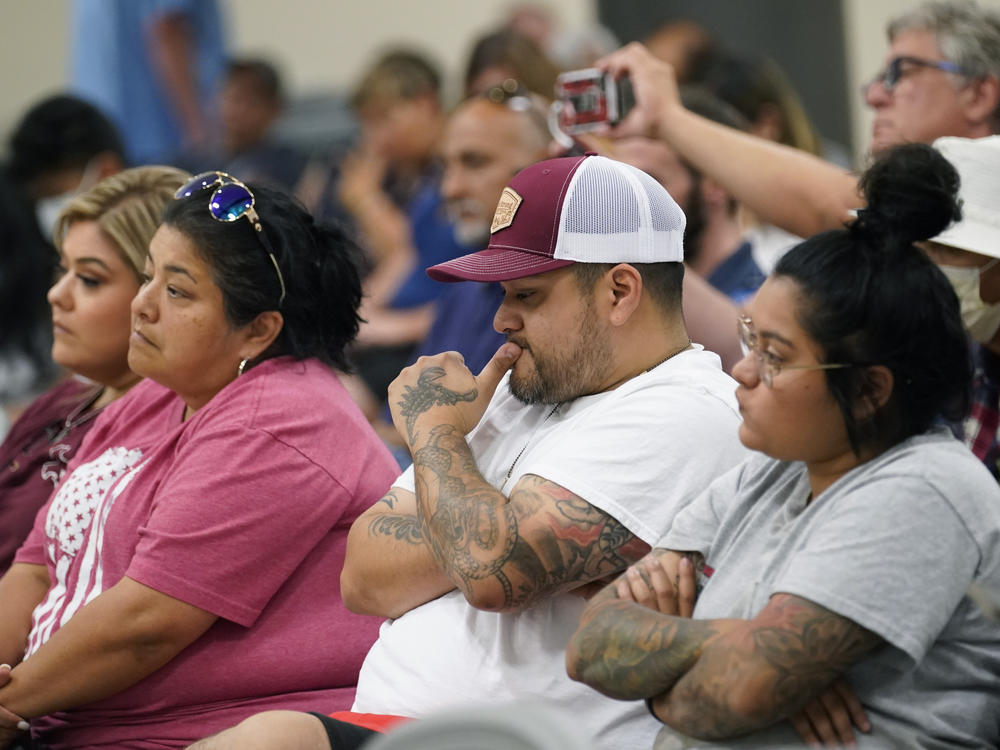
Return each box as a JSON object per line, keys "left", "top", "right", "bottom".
{"left": 427, "top": 153, "right": 686, "bottom": 282}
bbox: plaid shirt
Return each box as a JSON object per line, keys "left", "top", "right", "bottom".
{"left": 964, "top": 344, "right": 1000, "bottom": 481}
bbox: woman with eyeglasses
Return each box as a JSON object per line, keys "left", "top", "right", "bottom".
{"left": 0, "top": 174, "right": 399, "bottom": 749}
{"left": 566, "top": 144, "right": 1000, "bottom": 749}
{"left": 0, "top": 166, "right": 189, "bottom": 577}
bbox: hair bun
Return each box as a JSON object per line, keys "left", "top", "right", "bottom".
{"left": 855, "top": 142, "right": 961, "bottom": 247}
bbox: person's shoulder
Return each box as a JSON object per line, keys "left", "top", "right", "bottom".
{"left": 628, "top": 346, "right": 741, "bottom": 413}
{"left": 834, "top": 428, "right": 1000, "bottom": 539}
{"left": 199, "top": 358, "right": 386, "bottom": 450}
{"left": 10, "top": 377, "right": 94, "bottom": 425}
{"left": 869, "top": 428, "right": 998, "bottom": 491}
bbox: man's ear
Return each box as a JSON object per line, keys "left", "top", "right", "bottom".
{"left": 242, "top": 310, "right": 284, "bottom": 360}
{"left": 853, "top": 364, "right": 894, "bottom": 421}
{"left": 605, "top": 263, "right": 643, "bottom": 326}
{"left": 963, "top": 74, "right": 1000, "bottom": 129}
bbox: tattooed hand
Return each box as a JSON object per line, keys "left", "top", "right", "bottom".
{"left": 388, "top": 344, "right": 521, "bottom": 446}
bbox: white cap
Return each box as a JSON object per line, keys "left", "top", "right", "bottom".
{"left": 932, "top": 135, "right": 1000, "bottom": 259}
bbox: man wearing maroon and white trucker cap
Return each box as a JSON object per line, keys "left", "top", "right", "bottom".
{"left": 196, "top": 154, "right": 747, "bottom": 750}
{"left": 426, "top": 152, "right": 686, "bottom": 282}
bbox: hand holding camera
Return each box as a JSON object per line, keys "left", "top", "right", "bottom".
{"left": 552, "top": 43, "right": 684, "bottom": 147}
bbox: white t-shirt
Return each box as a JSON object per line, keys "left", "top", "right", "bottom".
{"left": 353, "top": 345, "right": 748, "bottom": 750}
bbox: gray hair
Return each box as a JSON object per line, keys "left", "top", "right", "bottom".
{"left": 889, "top": 1, "right": 1000, "bottom": 125}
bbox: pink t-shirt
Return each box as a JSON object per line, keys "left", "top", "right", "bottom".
{"left": 15, "top": 357, "right": 399, "bottom": 749}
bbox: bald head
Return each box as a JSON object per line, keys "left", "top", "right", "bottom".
{"left": 441, "top": 97, "right": 551, "bottom": 246}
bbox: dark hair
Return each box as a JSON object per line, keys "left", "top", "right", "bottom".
{"left": 351, "top": 49, "right": 441, "bottom": 110}
{"left": 0, "top": 169, "right": 57, "bottom": 383}
{"left": 7, "top": 95, "right": 125, "bottom": 185}
{"left": 572, "top": 262, "right": 685, "bottom": 315}
{"left": 773, "top": 143, "right": 970, "bottom": 453}
{"left": 226, "top": 57, "right": 284, "bottom": 105}
{"left": 463, "top": 28, "right": 560, "bottom": 99}
{"left": 695, "top": 52, "right": 823, "bottom": 156}
{"left": 163, "top": 183, "right": 364, "bottom": 372}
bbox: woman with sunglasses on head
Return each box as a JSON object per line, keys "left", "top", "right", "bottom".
{"left": 0, "top": 166, "right": 189, "bottom": 577}
{"left": 567, "top": 144, "right": 1000, "bottom": 749}
{"left": 0, "top": 174, "right": 399, "bottom": 749}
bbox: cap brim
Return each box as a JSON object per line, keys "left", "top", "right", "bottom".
{"left": 933, "top": 218, "right": 1000, "bottom": 260}
{"left": 427, "top": 247, "right": 575, "bottom": 282}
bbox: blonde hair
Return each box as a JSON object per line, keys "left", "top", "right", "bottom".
{"left": 53, "top": 165, "right": 190, "bottom": 277}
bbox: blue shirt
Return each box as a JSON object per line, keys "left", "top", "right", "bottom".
{"left": 707, "top": 241, "right": 766, "bottom": 306}
{"left": 71, "top": 0, "right": 227, "bottom": 164}
{"left": 389, "top": 182, "right": 473, "bottom": 309}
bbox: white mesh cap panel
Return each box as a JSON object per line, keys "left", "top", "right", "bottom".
{"left": 554, "top": 156, "right": 685, "bottom": 264}
{"left": 635, "top": 167, "right": 686, "bottom": 232}
{"left": 563, "top": 158, "right": 641, "bottom": 234}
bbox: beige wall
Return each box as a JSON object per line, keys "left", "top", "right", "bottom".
{"left": 4, "top": 1, "right": 1000, "bottom": 161}
{"left": 0, "top": 0, "right": 594, "bottom": 146}
{"left": 842, "top": 0, "right": 1000, "bottom": 163}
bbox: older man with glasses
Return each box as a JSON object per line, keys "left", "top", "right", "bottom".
{"left": 598, "top": 0, "right": 1000, "bottom": 242}
{"left": 598, "top": 0, "right": 1000, "bottom": 480}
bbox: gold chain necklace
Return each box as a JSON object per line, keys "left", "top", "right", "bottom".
{"left": 497, "top": 340, "right": 691, "bottom": 493}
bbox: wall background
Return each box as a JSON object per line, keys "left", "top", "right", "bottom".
{"left": 3, "top": 0, "right": 1000, "bottom": 166}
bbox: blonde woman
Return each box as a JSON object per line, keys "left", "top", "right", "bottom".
{"left": 0, "top": 166, "right": 188, "bottom": 574}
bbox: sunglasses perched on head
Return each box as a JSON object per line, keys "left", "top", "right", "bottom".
{"left": 175, "top": 171, "right": 287, "bottom": 307}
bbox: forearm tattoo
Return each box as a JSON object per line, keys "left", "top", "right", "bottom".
{"left": 396, "top": 366, "right": 477, "bottom": 441}
{"left": 410, "top": 423, "right": 646, "bottom": 610}
{"left": 658, "top": 595, "right": 882, "bottom": 740}
{"left": 569, "top": 600, "right": 720, "bottom": 700}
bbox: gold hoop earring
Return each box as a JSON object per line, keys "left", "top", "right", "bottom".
{"left": 238, "top": 358, "right": 250, "bottom": 376}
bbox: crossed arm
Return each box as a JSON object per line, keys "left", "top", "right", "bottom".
{"left": 341, "top": 465, "right": 649, "bottom": 617}
{"left": 341, "top": 349, "right": 650, "bottom": 618}
{"left": 566, "top": 560, "right": 883, "bottom": 740}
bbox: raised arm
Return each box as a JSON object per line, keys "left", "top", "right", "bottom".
{"left": 568, "top": 586, "right": 882, "bottom": 740}
{"left": 0, "top": 576, "right": 216, "bottom": 721}
{"left": 599, "top": 43, "right": 863, "bottom": 239}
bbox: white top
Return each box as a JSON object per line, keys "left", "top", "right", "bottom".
{"left": 353, "top": 345, "right": 748, "bottom": 750}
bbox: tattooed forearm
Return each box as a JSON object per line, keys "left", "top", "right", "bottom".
{"left": 410, "top": 421, "right": 648, "bottom": 611}
{"left": 368, "top": 514, "right": 423, "bottom": 544}
{"left": 396, "top": 366, "right": 477, "bottom": 442}
{"left": 655, "top": 594, "right": 883, "bottom": 740}
{"left": 567, "top": 600, "right": 719, "bottom": 700}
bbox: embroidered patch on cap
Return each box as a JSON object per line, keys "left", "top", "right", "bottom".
{"left": 491, "top": 186, "right": 523, "bottom": 233}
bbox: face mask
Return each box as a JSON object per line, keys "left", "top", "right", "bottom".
{"left": 938, "top": 259, "right": 1000, "bottom": 343}
{"left": 35, "top": 193, "right": 76, "bottom": 240}
{"left": 34, "top": 157, "right": 103, "bottom": 240}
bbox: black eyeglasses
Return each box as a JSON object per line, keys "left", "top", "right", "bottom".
{"left": 174, "top": 171, "right": 286, "bottom": 307}
{"left": 864, "top": 55, "right": 972, "bottom": 94}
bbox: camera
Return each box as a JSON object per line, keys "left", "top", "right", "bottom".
{"left": 552, "top": 68, "right": 635, "bottom": 136}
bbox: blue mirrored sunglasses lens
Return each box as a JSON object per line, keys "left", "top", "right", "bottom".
{"left": 175, "top": 172, "right": 223, "bottom": 199}
{"left": 210, "top": 182, "right": 253, "bottom": 221}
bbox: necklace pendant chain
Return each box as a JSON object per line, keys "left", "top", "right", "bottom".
{"left": 499, "top": 402, "right": 562, "bottom": 493}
